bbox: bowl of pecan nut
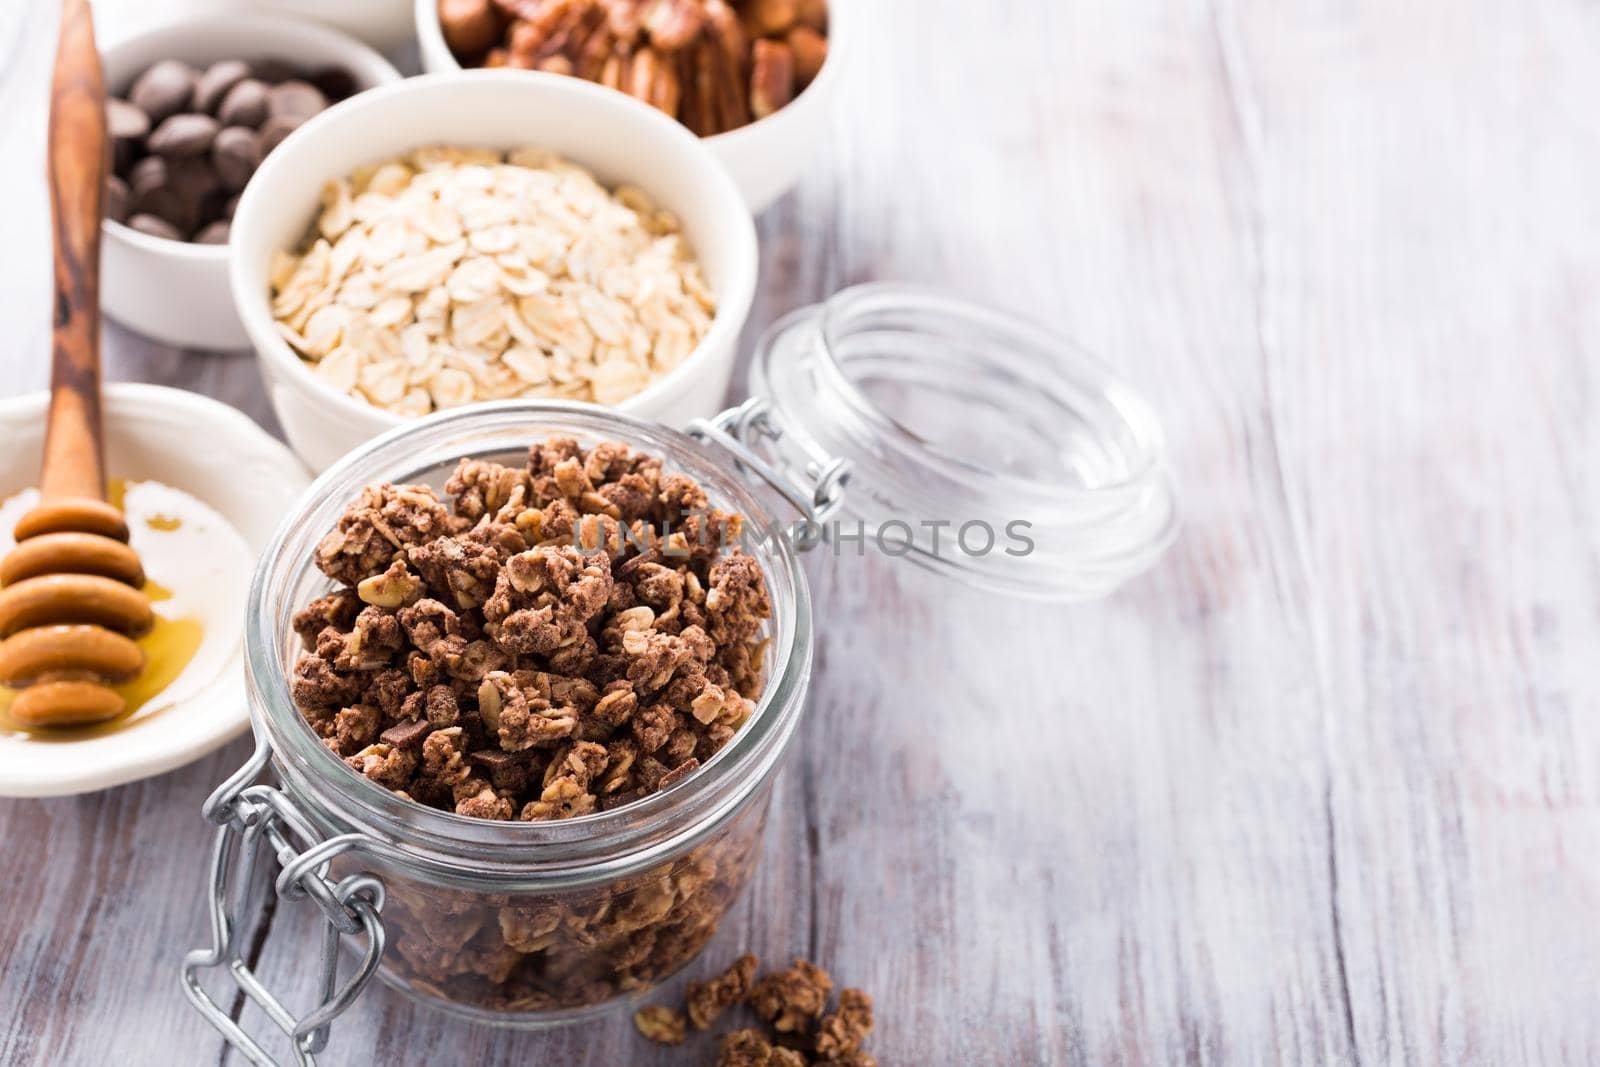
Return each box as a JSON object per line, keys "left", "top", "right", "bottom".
{"left": 417, "top": 0, "right": 841, "bottom": 212}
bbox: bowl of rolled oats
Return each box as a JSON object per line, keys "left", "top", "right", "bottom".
{"left": 415, "top": 0, "right": 846, "bottom": 212}
{"left": 229, "top": 70, "right": 758, "bottom": 471}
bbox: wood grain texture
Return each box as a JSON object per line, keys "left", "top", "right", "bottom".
{"left": 4, "top": 0, "right": 1600, "bottom": 1064}
{"left": 41, "top": 0, "right": 108, "bottom": 504}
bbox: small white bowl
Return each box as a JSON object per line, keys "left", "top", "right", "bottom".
{"left": 101, "top": 13, "right": 402, "bottom": 351}
{"left": 0, "top": 384, "right": 311, "bottom": 798}
{"left": 413, "top": 0, "right": 846, "bottom": 213}
{"left": 230, "top": 71, "right": 759, "bottom": 472}
{"left": 94, "top": 0, "right": 417, "bottom": 53}
{"left": 235, "top": 0, "right": 417, "bottom": 51}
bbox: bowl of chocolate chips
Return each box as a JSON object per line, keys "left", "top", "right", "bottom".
{"left": 100, "top": 12, "right": 401, "bottom": 350}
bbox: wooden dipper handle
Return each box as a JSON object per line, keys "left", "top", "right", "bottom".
{"left": 42, "top": 0, "right": 108, "bottom": 507}
{"left": 0, "top": 0, "right": 148, "bottom": 730}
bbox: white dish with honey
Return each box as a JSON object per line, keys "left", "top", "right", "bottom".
{"left": 0, "top": 384, "right": 309, "bottom": 797}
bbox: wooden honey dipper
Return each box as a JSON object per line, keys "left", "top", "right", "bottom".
{"left": 0, "top": 0, "right": 152, "bottom": 728}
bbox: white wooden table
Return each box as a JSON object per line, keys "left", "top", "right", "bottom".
{"left": 4, "top": 1, "right": 1600, "bottom": 1063}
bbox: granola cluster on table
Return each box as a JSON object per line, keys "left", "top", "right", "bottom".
{"left": 636, "top": 954, "right": 878, "bottom": 1066}
{"left": 291, "top": 436, "right": 770, "bottom": 820}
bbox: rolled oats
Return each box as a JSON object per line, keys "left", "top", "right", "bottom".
{"left": 270, "top": 147, "right": 715, "bottom": 414}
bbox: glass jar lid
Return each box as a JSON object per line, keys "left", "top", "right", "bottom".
{"left": 734, "top": 283, "right": 1179, "bottom": 601}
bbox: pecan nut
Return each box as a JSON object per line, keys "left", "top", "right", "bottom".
{"left": 748, "top": 38, "right": 794, "bottom": 119}
{"left": 439, "top": 0, "right": 505, "bottom": 56}
{"left": 643, "top": 0, "right": 706, "bottom": 50}
{"left": 441, "top": 0, "right": 827, "bottom": 135}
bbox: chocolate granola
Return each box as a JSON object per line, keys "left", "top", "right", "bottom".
{"left": 748, "top": 957, "right": 833, "bottom": 1034}
{"left": 688, "top": 951, "right": 759, "bottom": 1029}
{"left": 368, "top": 797, "right": 766, "bottom": 1013}
{"left": 635, "top": 1004, "right": 690, "bottom": 1044}
{"left": 295, "top": 438, "right": 775, "bottom": 1014}
{"left": 291, "top": 437, "right": 771, "bottom": 821}
{"left": 636, "top": 955, "right": 878, "bottom": 1066}
{"left": 814, "top": 988, "right": 875, "bottom": 1061}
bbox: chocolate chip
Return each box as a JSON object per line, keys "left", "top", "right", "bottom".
{"left": 310, "top": 66, "right": 357, "bottom": 101}
{"left": 126, "top": 213, "right": 183, "bottom": 241}
{"left": 167, "top": 157, "right": 221, "bottom": 201}
{"left": 467, "top": 747, "right": 532, "bottom": 772}
{"left": 133, "top": 186, "right": 197, "bottom": 234}
{"left": 259, "top": 113, "right": 304, "bottom": 154}
{"left": 217, "top": 79, "right": 269, "bottom": 128}
{"left": 127, "top": 155, "right": 167, "bottom": 199}
{"left": 147, "top": 113, "right": 219, "bottom": 158}
{"left": 130, "top": 156, "right": 214, "bottom": 233}
{"left": 128, "top": 60, "right": 197, "bottom": 124}
{"left": 104, "top": 175, "right": 130, "bottom": 224}
{"left": 382, "top": 718, "right": 435, "bottom": 749}
{"left": 212, "top": 126, "right": 262, "bottom": 191}
{"left": 250, "top": 57, "right": 299, "bottom": 84}
{"left": 266, "top": 80, "right": 327, "bottom": 122}
{"left": 106, "top": 97, "right": 149, "bottom": 141}
{"left": 193, "top": 220, "right": 231, "bottom": 245}
{"left": 194, "top": 59, "right": 253, "bottom": 114}
{"left": 108, "top": 97, "right": 148, "bottom": 174}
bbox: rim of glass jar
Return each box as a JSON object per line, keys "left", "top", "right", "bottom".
{"left": 807, "top": 283, "right": 1170, "bottom": 509}
{"left": 749, "top": 282, "right": 1179, "bottom": 599}
{"left": 246, "top": 400, "right": 813, "bottom": 885}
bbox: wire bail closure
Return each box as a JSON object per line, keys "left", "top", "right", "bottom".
{"left": 687, "top": 397, "right": 852, "bottom": 551}
{"left": 181, "top": 739, "right": 387, "bottom": 1066}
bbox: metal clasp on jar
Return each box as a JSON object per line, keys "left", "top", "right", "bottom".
{"left": 181, "top": 738, "right": 387, "bottom": 1066}
{"left": 687, "top": 397, "right": 851, "bottom": 550}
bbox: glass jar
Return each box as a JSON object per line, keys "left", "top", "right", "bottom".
{"left": 181, "top": 284, "right": 1177, "bottom": 1064}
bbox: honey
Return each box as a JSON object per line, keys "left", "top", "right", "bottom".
{"left": 0, "top": 578, "right": 204, "bottom": 740}
{"left": 0, "top": 479, "right": 245, "bottom": 741}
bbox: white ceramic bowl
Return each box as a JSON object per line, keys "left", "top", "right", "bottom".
{"left": 237, "top": 0, "right": 417, "bottom": 51}
{"left": 230, "top": 71, "right": 759, "bottom": 473}
{"left": 0, "top": 384, "right": 311, "bottom": 797}
{"left": 94, "top": 0, "right": 417, "bottom": 53}
{"left": 101, "top": 13, "right": 402, "bottom": 351}
{"left": 413, "top": 0, "right": 846, "bottom": 213}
